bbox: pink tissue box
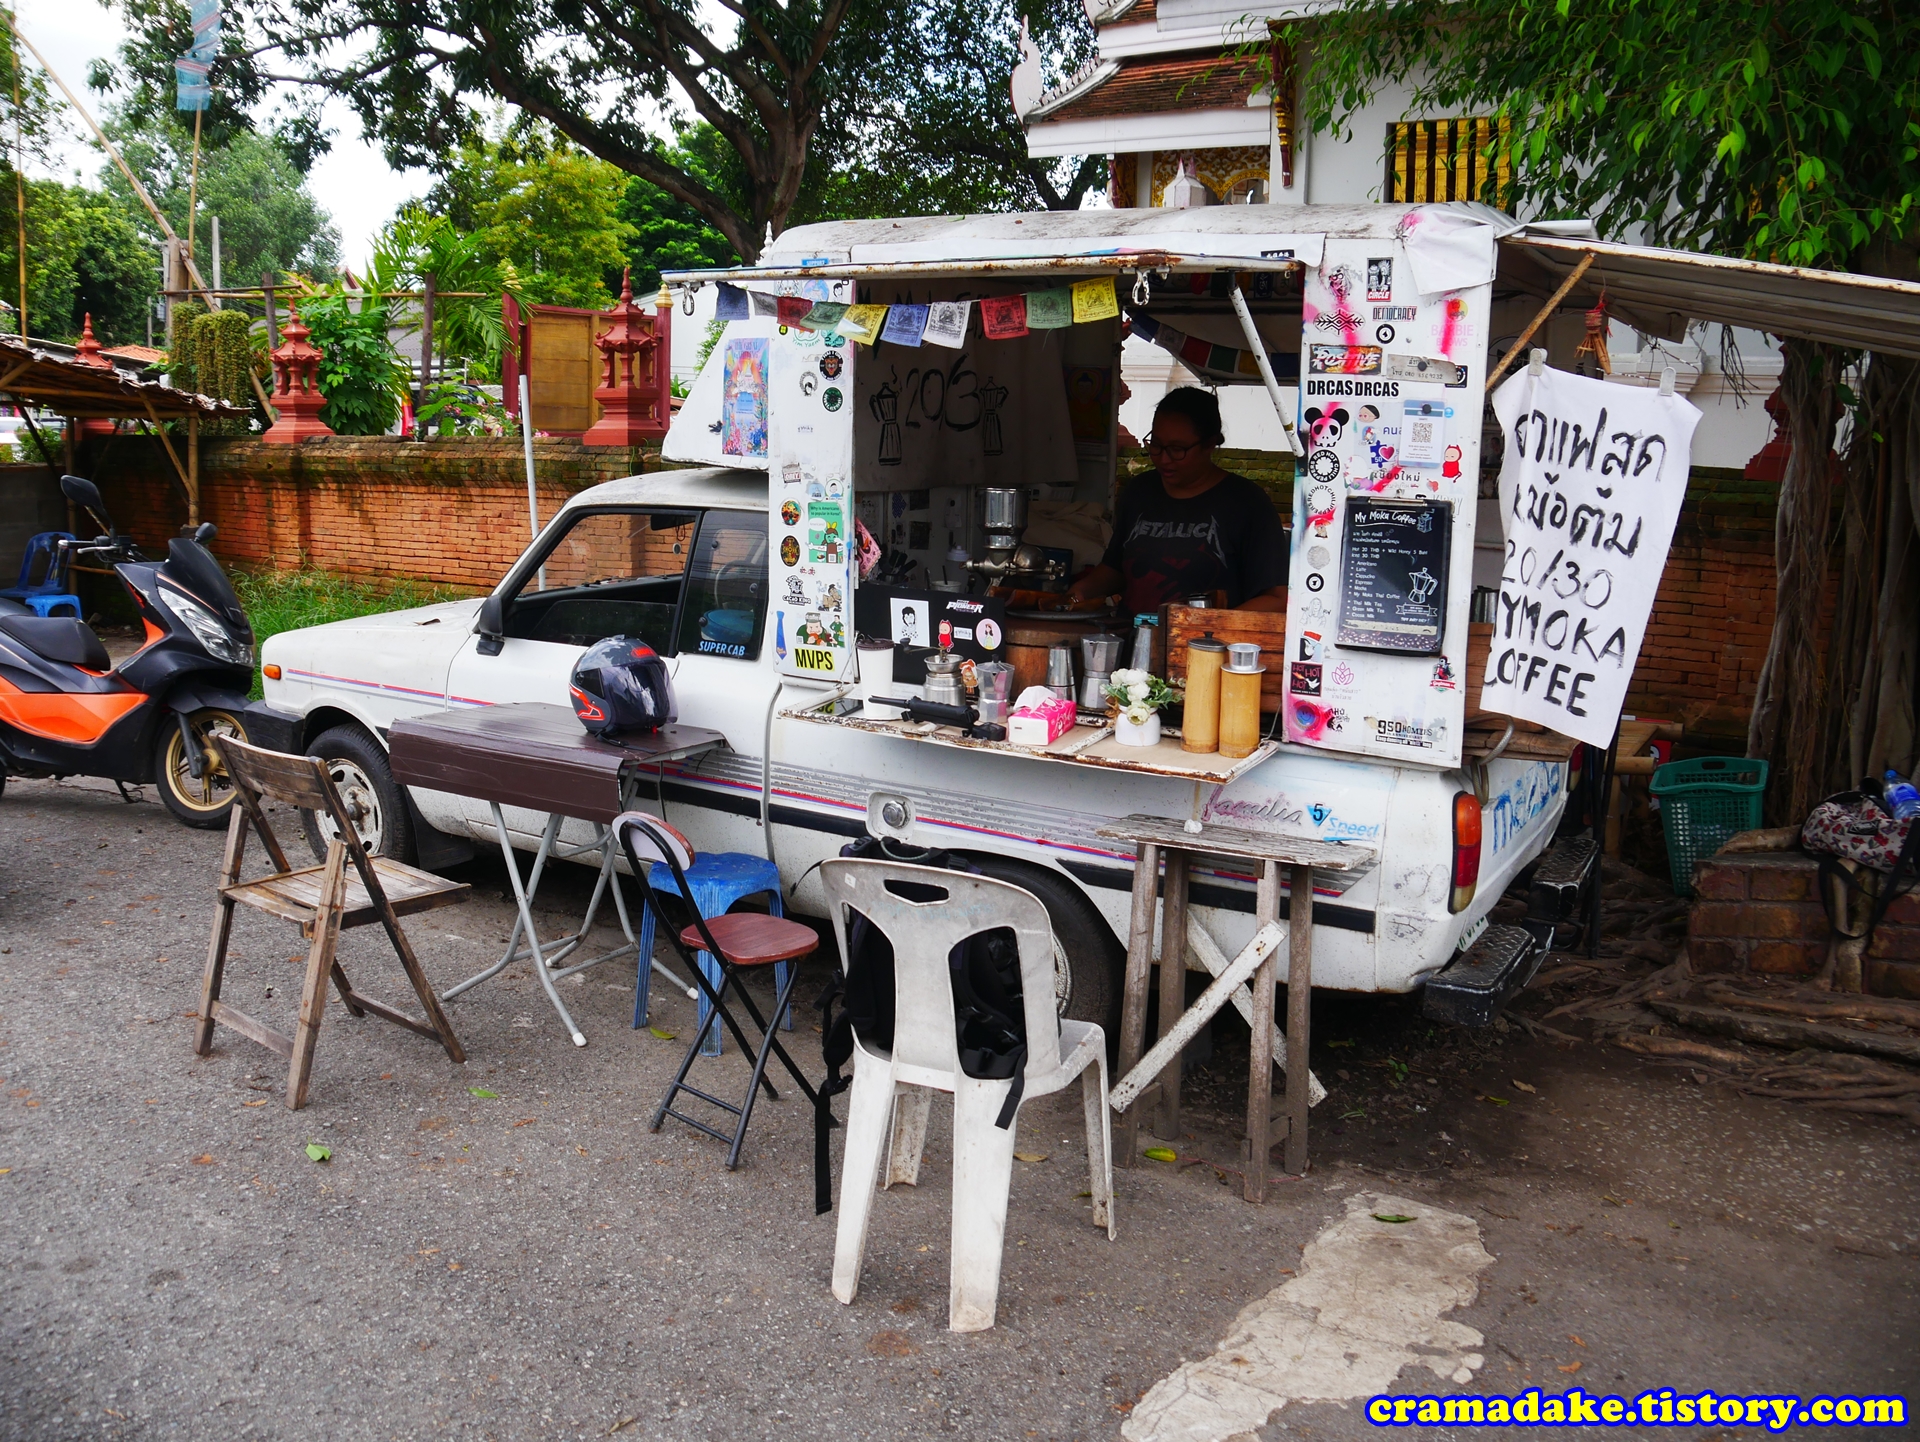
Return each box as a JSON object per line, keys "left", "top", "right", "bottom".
{"left": 1007, "top": 695, "right": 1076, "bottom": 746}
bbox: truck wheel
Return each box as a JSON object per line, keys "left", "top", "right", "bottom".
{"left": 154, "top": 709, "right": 246, "bottom": 829}
{"left": 960, "top": 855, "right": 1123, "bottom": 1039}
{"left": 302, "top": 725, "right": 412, "bottom": 863}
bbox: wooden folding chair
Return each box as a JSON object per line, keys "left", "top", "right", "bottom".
{"left": 195, "top": 735, "right": 469, "bottom": 1108}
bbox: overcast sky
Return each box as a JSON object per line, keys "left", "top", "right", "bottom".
{"left": 16, "top": 0, "right": 432, "bottom": 269}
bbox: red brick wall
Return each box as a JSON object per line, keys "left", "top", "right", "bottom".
{"left": 1620, "top": 469, "right": 1812, "bottom": 746}
{"left": 89, "top": 435, "right": 684, "bottom": 591}
{"left": 1689, "top": 852, "right": 1920, "bottom": 998}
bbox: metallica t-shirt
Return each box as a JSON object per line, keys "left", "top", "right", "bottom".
{"left": 1100, "top": 472, "right": 1287, "bottom": 613}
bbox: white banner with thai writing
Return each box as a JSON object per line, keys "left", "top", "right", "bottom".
{"left": 1482, "top": 365, "right": 1700, "bottom": 748}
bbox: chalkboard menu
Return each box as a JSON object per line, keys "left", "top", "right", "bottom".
{"left": 1336, "top": 498, "right": 1451, "bottom": 654}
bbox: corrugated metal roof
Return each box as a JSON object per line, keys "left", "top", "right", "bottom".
{"left": 0, "top": 335, "right": 246, "bottom": 419}
{"left": 1499, "top": 234, "right": 1920, "bottom": 359}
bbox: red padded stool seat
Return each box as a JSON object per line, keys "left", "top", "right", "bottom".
{"left": 678, "top": 914, "right": 818, "bottom": 968}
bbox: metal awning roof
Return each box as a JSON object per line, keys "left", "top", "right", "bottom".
{"left": 0, "top": 335, "right": 247, "bottom": 420}
{"left": 1497, "top": 234, "right": 1920, "bottom": 358}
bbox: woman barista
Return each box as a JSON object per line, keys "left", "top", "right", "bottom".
{"left": 1068, "top": 387, "right": 1287, "bottom": 614}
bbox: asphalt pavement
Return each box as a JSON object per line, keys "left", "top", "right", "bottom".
{"left": 2, "top": 774, "right": 1914, "bottom": 1441}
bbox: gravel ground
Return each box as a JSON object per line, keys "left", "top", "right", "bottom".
{"left": 2, "top": 774, "right": 1915, "bottom": 1441}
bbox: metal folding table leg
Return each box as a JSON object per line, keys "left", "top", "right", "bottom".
{"left": 443, "top": 811, "right": 567, "bottom": 1004}
{"left": 444, "top": 806, "right": 590, "bottom": 1046}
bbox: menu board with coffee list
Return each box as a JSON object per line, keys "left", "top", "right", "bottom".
{"left": 1336, "top": 498, "right": 1452, "bottom": 654}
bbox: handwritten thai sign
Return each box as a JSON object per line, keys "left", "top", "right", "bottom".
{"left": 1481, "top": 365, "right": 1700, "bottom": 748}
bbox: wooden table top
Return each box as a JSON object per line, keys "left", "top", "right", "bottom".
{"left": 389, "top": 702, "right": 726, "bottom": 825}
{"left": 1094, "top": 813, "right": 1376, "bottom": 870}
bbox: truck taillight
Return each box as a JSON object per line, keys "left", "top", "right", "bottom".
{"left": 1450, "top": 790, "right": 1482, "bottom": 914}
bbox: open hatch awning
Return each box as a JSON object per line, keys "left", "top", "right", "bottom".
{"left": 0, "top": 334, "right": 248, "bottom": 420}
{"left": 1499, "top": 233, "right": 1920, "bottom": 358}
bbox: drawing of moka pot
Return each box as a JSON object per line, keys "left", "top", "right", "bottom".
{"left": 870, "top": 382, "right": 902, "bottom": 465}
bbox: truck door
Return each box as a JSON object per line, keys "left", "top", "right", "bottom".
{"left": 441, "top": 504, "right": 698, "bottom": 842}
{"left": 645, "top": 507, "right": 780, "bottom": 859}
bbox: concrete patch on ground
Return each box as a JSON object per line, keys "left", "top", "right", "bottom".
{"left": 1123, "top": 1191, "right": 1494, "bottom": 1442}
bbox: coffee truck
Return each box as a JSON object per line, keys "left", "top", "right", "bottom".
{"left": 255, "top": 203, "right": 1611, "bottom": 1043}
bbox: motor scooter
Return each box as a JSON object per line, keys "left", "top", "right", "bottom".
{"left": 0, "top": 474, "right": 255, "bottom": 827}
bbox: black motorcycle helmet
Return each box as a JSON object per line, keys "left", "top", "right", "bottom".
{"left": 569, "top": 636, "right": 676, "bottom": 737}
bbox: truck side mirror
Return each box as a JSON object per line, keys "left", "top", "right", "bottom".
{"left": 475, "top": 594, "right": 507, "bottom": 656}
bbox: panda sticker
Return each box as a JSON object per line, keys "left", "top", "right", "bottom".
{"left": 1302, "top": 406, "right": 1349, "bottom": 449}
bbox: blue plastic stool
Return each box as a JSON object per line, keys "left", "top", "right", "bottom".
{"left": 3, "top": 531, "right": 81, "bottom": 620}
{"left": 634, "top": 852, "right": 792, "bottom": 1055}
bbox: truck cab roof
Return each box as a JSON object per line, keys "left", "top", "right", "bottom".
{"left": 560, "top": 466, "right": 767, "bottom": 516}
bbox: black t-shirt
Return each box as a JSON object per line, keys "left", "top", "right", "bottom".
{"left": 1100, "top": 472, "right": 1287, "bottom": 613}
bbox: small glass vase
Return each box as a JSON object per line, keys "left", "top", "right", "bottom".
{"left": 1114, "top": 712, "right": 1161, "bottom": 747}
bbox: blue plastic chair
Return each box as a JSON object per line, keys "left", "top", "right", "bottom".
{"left": 633, "top": 851, "right": 792, "bottom": 1055}
{"left": 1, "top": 531, "right": 82, "bottom": 618}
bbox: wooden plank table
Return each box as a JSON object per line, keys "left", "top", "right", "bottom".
{"left": 1095, "top": 815, "right": 1375, "bottom": 1201}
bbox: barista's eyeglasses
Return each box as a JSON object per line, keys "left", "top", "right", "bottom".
{"left": 1144, "top": 435, "right": 1199, "bottom": 460}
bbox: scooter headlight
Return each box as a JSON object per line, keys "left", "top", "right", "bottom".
{"left": 161, "top": 583, "right": 253, "bottom": 666}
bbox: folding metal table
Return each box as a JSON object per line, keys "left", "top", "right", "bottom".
{"left": 389, "top": 702, "right": 727, "bottom": 1046}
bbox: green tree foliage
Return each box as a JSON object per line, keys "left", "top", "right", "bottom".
{"left": 420, "top": 125, "right": 634, "bottom": 308}
{"left": 104, "top": 0, "right": 1103, "bottom": 262}
{"left": 0, "top": 180, "right": 160, "bottom": 345}
{"left": 294, "top": 289, "right": 410, "bottom": 435}
{"left": 1287, "top": 0, "right": 1920, "bottom": 274}
{"left": 365, "top": 204, "right": 522, "bottom": 380}
{"left": 618, "top": 128, "right": 739, "bottom": 293}
{"left": 0, "top": 26, "right": 160, "bottom": 345}
{"left": 809, "top": 0, "right": 1101, "bottom": 218}
{"left": 101, "top": 117, "right": 341, "bottom": 284}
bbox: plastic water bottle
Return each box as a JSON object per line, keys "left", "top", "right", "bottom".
{"left": 1884, "top": 770, "right": 1920, "bottom": 822}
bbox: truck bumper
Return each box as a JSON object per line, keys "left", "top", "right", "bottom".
{"left": 1421, "top": 925, "right": 1543, "bottom": 1027}
{"left": 241, "top": 700, "right": 303, "bottom": 755}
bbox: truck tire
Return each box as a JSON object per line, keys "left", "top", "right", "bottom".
{"left": 301, "top": 724, "right": 412, "bottom": 863}
{"left": 958, "top": 854, "right": 1123, "bottom": 1040}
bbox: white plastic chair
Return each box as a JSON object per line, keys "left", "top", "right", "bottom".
{"left": 822, "top": 857, "right": 1114, "bottom": 1332}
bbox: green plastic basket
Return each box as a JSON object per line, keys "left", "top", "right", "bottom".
{"left": 1649, "top": 756, "right": 1769, "bottom": 896}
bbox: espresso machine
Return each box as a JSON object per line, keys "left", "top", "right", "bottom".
{"left": 963, "top": 488, "right": 1067, "bottom": 589}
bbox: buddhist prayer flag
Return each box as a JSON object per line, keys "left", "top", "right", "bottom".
{"left": 881, "top": 303, "right": 930, "bottom": 346}
{"left": 979, "top": 293, "right": 1028, "bottom": 339}
{"left": 1070, "top": 276, "right": 1119, "bottom": 323}
{"left": 922, "top": 301, "right": 970, "bottom": 347}
{"left": 1025, "top": 288, "right": 1073, "bottom": 329}
{"left": 840, "top": 304, "right": 889, "bottom": 344}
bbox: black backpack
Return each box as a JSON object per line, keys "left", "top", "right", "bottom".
{"left": 813, "top": 836, "right": 1030, "bottom": 1213}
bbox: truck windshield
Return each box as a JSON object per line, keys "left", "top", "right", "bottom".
{"left": 503, "top": 507, "right": 697, "bottom": 652}
{"left": 676, "top": 510, "right": 768, "bottom": 660}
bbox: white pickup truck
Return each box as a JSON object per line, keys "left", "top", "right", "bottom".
{"left": 248, "top": 464, "right": 1582, "bottom": 1036}
{"left": 249, "top": 205, "right": 1600, "bottom": 1035}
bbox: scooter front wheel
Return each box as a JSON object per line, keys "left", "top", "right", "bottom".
{"left": 155, "top": 708, "right": 246, "bottom": 828}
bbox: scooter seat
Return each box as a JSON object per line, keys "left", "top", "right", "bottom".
{"left": 0, "top": 615, "right": 111, "bottom": 671}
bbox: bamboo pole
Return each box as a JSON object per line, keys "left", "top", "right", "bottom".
{"left": 1482, "top": 251, "right": 1596, "bottom": 393}
{"left": 186, "top": 103, "right": 201, "bottom": 282}
{"left": 11, "top": 18, "right": 24, "bottom": 340}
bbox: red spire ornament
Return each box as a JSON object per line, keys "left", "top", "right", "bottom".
{"left": 261, "top": 306, "right": 336, "bottom": 444}
{"left": 1572, "top": 291, "right": 1611, "bottom": 375}
{"left": 581, "top": 268, "right": 671, "bottom": 446}
{"left": 74, "top": 313, "right": 111, "bottom": 369}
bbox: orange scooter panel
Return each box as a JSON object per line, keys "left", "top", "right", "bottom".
{"left": 0, "top": 679, "right": 146, "bottom": 743}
